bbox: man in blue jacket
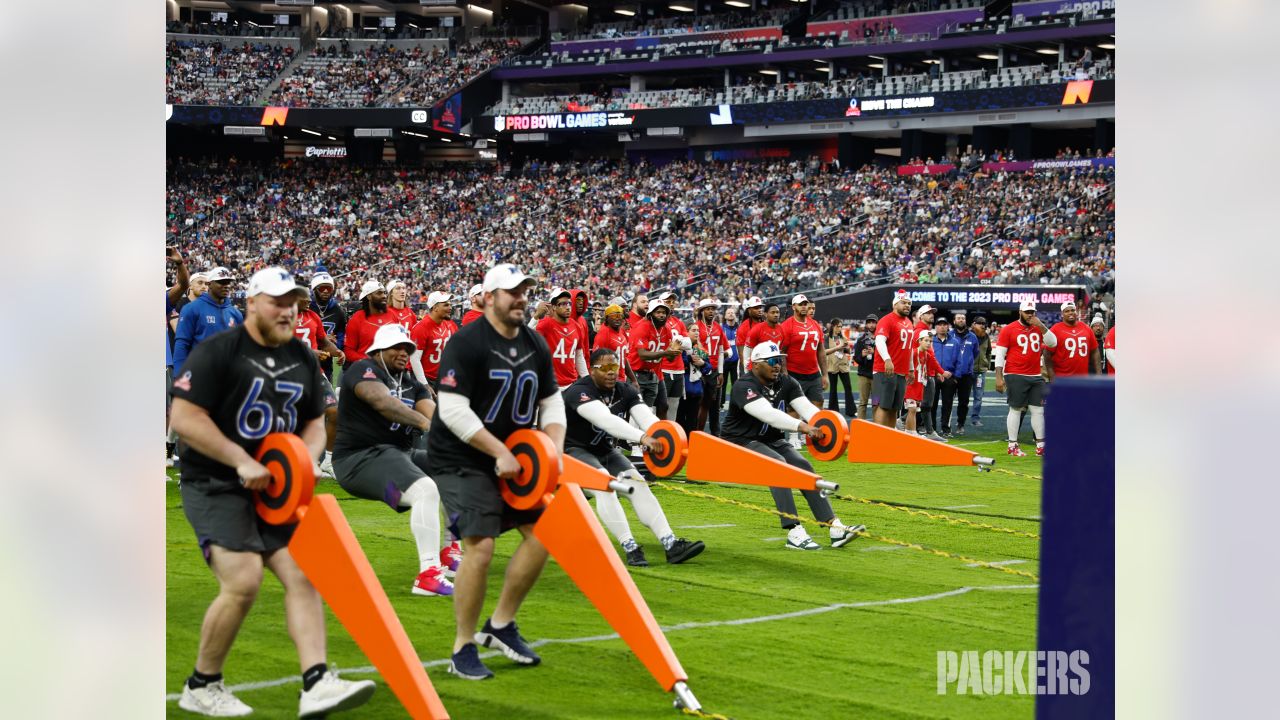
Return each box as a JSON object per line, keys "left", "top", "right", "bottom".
{"left": 931, "top": 317, "right": 962, "bottom": 437}
{"left": 172, "top": 266, "right": 243, "bottom": 374}
{"left": 949, "top": 312, "right": 980, "bottom": 436}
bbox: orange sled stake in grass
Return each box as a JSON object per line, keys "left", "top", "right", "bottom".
{"left": 846, "top": 419, "right": 995, "bottom": 468}
{"left": 254, "top": 433, "right": 449, "bottom": 720}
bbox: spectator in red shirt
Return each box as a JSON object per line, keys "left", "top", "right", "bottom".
{"left": 1103, "top": 325, "right": 1116, "bottom": 374}
{"left": 460, "top": 284, "right": 484, "bottom": 326}
{"left": 344, "top": 280, "right": 395, "bottom": 364}
{"left": 410, "top": 291, "right": 459, "bottom": 393}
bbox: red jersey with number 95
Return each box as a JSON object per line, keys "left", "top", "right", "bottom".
{"left": 997, "top": 321, "right": 1048, "bottom": 376}
{"left": 873, "top": 312, "right": 914, "bottom": 375}
{"left": 1048, "top": 321, "right": 1098, "bottom": 377}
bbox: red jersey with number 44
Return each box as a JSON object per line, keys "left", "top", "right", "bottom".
{"left": 997, "top": 322, "right": 1048, "bottom": 376}
{"left": 295, "top": 309, "right": 325, "bottom": 350}
{"left": 592, "top": 324, "right": 631, "bottom": 382}
{"left": 873, "top": 313, "right": 914, "bottom": 375}
{"left": 1048, "top": 322, "right": 1098, "bottom": 377}
{"left": 536, "top": 316, "right": 583, "bottom": 386}
{"left": 411, "top": 315, "right": 459, "bottom": 381}
{"left": 779, "top": 317, "right": 824, "bottom": 375}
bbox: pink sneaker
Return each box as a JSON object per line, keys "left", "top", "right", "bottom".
{"left": 1007, "top": 444, "right": 1028, "bottom": 457}
{"left": 412, "top": 567, "right": 454, "bottom": 597}
{"left": 1035, "top": 444, "right": 1045, "bottom": 457}
{"left": 441, "top": 542, "right": 462, "bottom": 576}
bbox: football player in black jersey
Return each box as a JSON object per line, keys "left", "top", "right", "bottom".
{"left": 426, "top": 263, "right": 565, "bottom": 681}
{"left": 169, "top": 268, "right": 375, "bottom": 718}
{"left": 722, "top": 342, "right": 867, "bottom": 552}
{"left": 563, "top": 348, "right": 705, "bottom": 567}
{"left": 332, "top": 324, "right": 455, "bottom": 598}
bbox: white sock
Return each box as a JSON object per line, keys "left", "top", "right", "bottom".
{"left": 1006, "top": 409, "right": 1023, "bottom": 444}
{"left": 587, "top": 488, "right": 636, "bottom": 548}
{"left": 400, "top": 478, "right": 442, "bottom": 572}
{"left": 620, "top": 471, "right": 675, "bottom": 543}
{"left": 1029, "top": 405, "right": 1045, "bottom": 442}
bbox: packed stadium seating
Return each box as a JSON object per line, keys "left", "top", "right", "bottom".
{"left": 166, "top": 38, "right": 295, "bottom": 106}
{"left": 558, "top": 6, "right": 795, "bottom": 41}
{"left": 167, "top": 157, "right": 1113, "bottom": 307}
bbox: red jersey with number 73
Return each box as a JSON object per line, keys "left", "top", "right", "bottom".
{"left": 779, "top": 316, "right": 824, "bottom": 375}
{"left": 536, "top": 316, "right": 584, "bottom": 386}
{"left": 997, "top": 322, "right": 1048, "bottom": 376}
{"left": 873, "top": 313, "right": 914, "bottom": 375}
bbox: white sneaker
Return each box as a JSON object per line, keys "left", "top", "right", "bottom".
{"left": 895, "top": 418, "right": 906, "bottom": 431}
{"left": 785, "top": 526, "right": 821, "bottom": 550}
{"left": 298, "top": 672, "right": 376, "bottom": 718}
{"left": 178, "top": 681, "right": 253, "bottom": 717}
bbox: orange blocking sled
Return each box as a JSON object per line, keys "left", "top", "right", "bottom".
{"left": 804, "top": 409, "right": 849, "bottom": 462}
{"left": 846, "top": 419, "right": 994, "bottom": 467}
{"left": 254, "top": 434, "right": 450, "bottom": 720}
{"left": 684, "top": 430, "right": 839, "bottom": 493}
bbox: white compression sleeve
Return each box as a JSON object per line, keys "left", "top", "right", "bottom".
{"left": 1040, "top": 329, "right": 1058, "bottom": 348}
{"left": 1007, "top": 409, "right": 1023, "bottom": 443}
{"left": 875, "top": 335, "right": 892, "bottom": 361}
{"left": 994, "top": 345, "right": 1009, "bottom": 369}
{"left": 409, "top": 350, "right": 429, "bottom": 386}
{"left": 630, "top": 403, "right": 660, "bottom": 432}
{"left": 620, "top": 469, "right": 674, "bottom": 542}
{"left": 538, "top": 392, "right": 567, "bottom": 429}
{"left": 575, "top": 347, "right": 588, "bottom": 377}
{"left": 789, "top": 396, "right": 820, "bottom": 423}
{"left": 1105, "top": 348, "right": 1116, "bottom": 368}
{"left": 586, "top": 488, "right": 635, "bottom": 547}
{"left": 400, "top": 479, "right": 441, "bottom": 571}
{"left": 1029, "top": 405, "right": 1045, "bottom": 441}
{"left": 438, "top": 392, "right": 484, "bottom": 443}
{"left": 577, "top": 400, "right": 645, "bottom": 443}
{"left": 744, "top": 398, "right": 802, "bottom": 431}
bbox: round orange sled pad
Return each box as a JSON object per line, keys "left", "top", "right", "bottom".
{"left": 805, "top": 410, "right": 849, "bottom": 462}
{"left": 644, "top": 420, "right": 689, "bottom": 478}
{"left": 253, "top": 433, "right": 316, "bottom": 525}
{"left": 502, "top": 429, "right": 560, "bottom": 510}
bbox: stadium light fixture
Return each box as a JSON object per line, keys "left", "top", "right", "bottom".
{"left": 326, "top": 135, "right": 337, "bottom": 140}
{"left": 868, "top": 55, "right": 885, "bottom": 60}
{"left": 300, "top": 128, "right": 321, "bottom": 136}
{"left": 725, "top": 0, "right": 750, "bottom": 6}
{"left": 670, "top": 4, "right": 694, "bottom": 12}
{"left": 867, "top": 63, "right": 884, "bottom": 69}
{"left": 1036, "top": 47, "right": 1059, "bottom": 55}
{"left": 758, "top": 68, "right": 778, "bottom": 75}
{"left": 922, "top": 58, "right": 940, "bottom": 64}
{"left": 615, "top": 8, "right": 636, "bottom": 16}
{"left": 1097, "top": 42, "right": 1115, "bottom": 49}
{"left": 977, "top": 53, "right": 999, "bottom": 60}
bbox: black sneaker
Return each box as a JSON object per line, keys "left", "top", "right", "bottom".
{"left": 665, "top": 538, "right": 705, "bottom": 564}
{"left": 475, "top": 619, "right": 541, "bottom": 666}
{"left": 447, "top": 643, "right": 494, "bottom": 680}
{"left": 625, "top": 546, "right": 649, "bottom": 567}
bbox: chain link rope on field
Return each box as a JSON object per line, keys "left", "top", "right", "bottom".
{"left": 680, "top": 707, "right": 734, "bottom": 720}
{"left": 651, "top": 482, "right": 1040, "bottom": 582}
{"left": 827, "top": 493, "right": 1041, "bottom": 540}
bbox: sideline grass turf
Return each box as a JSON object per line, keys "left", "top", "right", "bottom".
{"left": 166, "top": 431, "right": 1040, "bottom": 719}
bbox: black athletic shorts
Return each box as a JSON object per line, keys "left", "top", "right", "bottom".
{"left": 872, "top": 372, "right": 907, "bottom": 413}
{"left": 180, "top": 476, "right": 295, "bottom": 563}
{"left": 663, "top": 371, "right": 685, "bottom": 400}
{"left": 333, "top": 444, "right": 430, "bottom": 512}
{"left": 1005, "top": 374, "right": 1046, "bottom": 409}
{"left": 434, "top": 466, "right": 544, "bottom": 539}
{"left": 566, "top": 445, "right": 634, "bottom": 476}
{"left": 791, "top": 372, "right": 825, "bottom": 405}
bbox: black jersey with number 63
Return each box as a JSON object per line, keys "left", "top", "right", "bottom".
{"left": 721, "top": 373, "right": 805, "bottom": 445}
{"left": 426, "top": 318, "right": 558, "bottom": 471}
{"left": 170, "top": 326, "right": 334, "bottom": 487}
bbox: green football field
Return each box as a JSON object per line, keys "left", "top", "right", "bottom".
{"left": 166, "top": 430, "right": 1042, "bottom": 719}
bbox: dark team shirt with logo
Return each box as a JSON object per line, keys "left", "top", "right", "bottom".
{"left": 562, "top": 376, "right": 644, "bottom": 457}
{"left": 334, "top": 359, "right": 432, "bottom": 455}
{"left": 170, "top": 326, "right": 334, "bottom": 488}
{"left": 426, "top": 318, "right": 558, "bottom": 471}
{"left": 721, "top": 373, "right": 805, "bottom": 445}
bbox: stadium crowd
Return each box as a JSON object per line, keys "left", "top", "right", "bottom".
{"left": 167, "top": 156, "right": 1114, "bottom": 307}
{"left": 165, "top": 38, "right": 295, "bottom": 105}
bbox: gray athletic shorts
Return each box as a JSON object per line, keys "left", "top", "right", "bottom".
{"left": 792, "top": 373, "right": 825, "bottom": 404}
{"left": 872, "top": 372, "right": 907, "bottom": 413}
{"left": 663, "top": 371, "right": 685, "bottom": 400}
{"left": 743, "top": 439, "right": 814, "bottom": 473}
{"left": 566, "top": 445, "right": 633, "bottom": 476}
{"left": 333, "top": 444, "right": 429, "bottom": 512}
{"left": 434, "top": 466, "right": 544, "bottom": 539}
{"left": 636, "top": 370, "right": 667, "bottom": 407}
{"left": 180, "top": 476, "right": 295, "bottom": 563}
{"left": 1005, "top": 374, "right": 1046, "bottom": 409}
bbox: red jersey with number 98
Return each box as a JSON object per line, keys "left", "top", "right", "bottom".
{"left": 1048, "top": 321, "right": 1098, "bottom": 377}
{"left": 873, "top": 312, "right": 914, "bottom": 375}
{"left": 997, "top": 321, "right": 1048, "bottom": 376}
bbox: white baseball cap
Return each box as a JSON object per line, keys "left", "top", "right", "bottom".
{"left": 742, "top": 296, "right": 764, "bottom": 310}
{"left": 207, "top": 266, "right": 234, "bottom": 283}
{"left": 309, "top": 272, "right": 334, "bottom": 290}
{"left": 1090, "top": 315, "right": 1106, "bottom": 327}
{"left": 750, "top": 342, "right": 785, "bottom": 362}
{"left": 547, "top": 287, "right": 571, "bottom": 303}
{"left": 359, "top": 280, "right": 385, "bottom": 300}
{"left": 1019, "top": 299, "right": 1037, "bottom": 312}
{"left": 892, "top": 292, "right": 912, "bottom": 306}
{"left": 468, "top": 283, "right": 484, "bottom": 298}
{"left": 385, "top": 279, "right": 405, "bottom": 294}
{"left": 918, "top": 329, "right": 934, "bottom": 340}
{"left": 427, "top": 291, "right": 453, "bottom": 308}
{"left": 366, "top": 323, "right": 416, "bottom": 354}
{"left": 648, "top": 298, "right": 671, "bottom": 314}
{"left": 1060, "top": 300, "right": 1077, "bottom": 311}
{"left": 189, "top": 271, "right": 209, "bottom": 283}
{"left": 246, "top": 267, "right": 306, "bottom": 298}
{"left": 914, "top": 304, "right": 937, "bottom": 317}
{"left": 482, "top": 263, "right": 535, "bottom": 293}
{"left": 696, "top": 297, "right": 719, "bottom": 311}
{"left": 659, "top": 290, "right": 678, "bottom": 302}
{"left": 791, "top": 294, "right": 810, "bottom": 305}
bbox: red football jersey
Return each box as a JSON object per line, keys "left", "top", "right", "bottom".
{"left": 996, "top": 321, "right": 1049, "bottom": 376}
{"left": 295, "top": 309, "right": 325, "bottom": 350}
{"left": 593, "top": 323, "right": 631, "bottom": 382}
{"left": 779, "top": 316, "right": 824, "bottom": 375}
{"left": 873, "top": 313, "right": 914, "bottom": 375}
{"left": 1104, "top": 327, "right": 1116, "bottom": 375}
{"left": 696, "top": 319, "right": 727, "bottom": 371}
{"left": 387, "top": 306, "right": 417, "bottom": 332}
{"left": 661, "top": 315, "right": 687, "bottom": 373}
{"left": 536, "top": 316, "right": 584, "bottom": 387}
{"left": 460, "top": 309, "right": 483, "bottom": 326}
{"left": 745, "top": 322, "right": 785, "bottom": 370}
{"left": 1048, "top": 321, "right": 1098, "bottom": 377}
{"left": 411, "top": 315, "right": 459, "bottom": 381}
{"left": 628, "top": 317, "right": 673, "bottom": 374}
{"left": 344, "top": 309, "right": 396, "bottom": 364}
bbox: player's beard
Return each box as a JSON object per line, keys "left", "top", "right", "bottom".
{"left": 256, "top": 310, "right": 296, "bottom": 347}
{"left": 371, "top": 299, "right": 388, "bottom": 313}
{"left": 495, "top": 295, "right": 526, "bottom": 328}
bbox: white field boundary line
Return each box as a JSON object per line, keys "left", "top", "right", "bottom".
{"left": 164, "top": 584, "right": 1038, "bottom": 701}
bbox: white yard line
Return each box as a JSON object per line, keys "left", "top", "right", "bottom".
{"left": 677, "top": 524, "right": 737, "bottom": 529}
{"left": 941, "top": 504, "right": 988, "bottom": 510}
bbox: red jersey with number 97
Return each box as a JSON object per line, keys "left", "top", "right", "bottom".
{"left": 997, "top": 321, "right": 1048, "bottom": 376}
{"left": 1048, "top": 321, "right": 1098, "bottom": 377}
{"left": 873, "top": 312, "right": 914, "bottom": 375}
